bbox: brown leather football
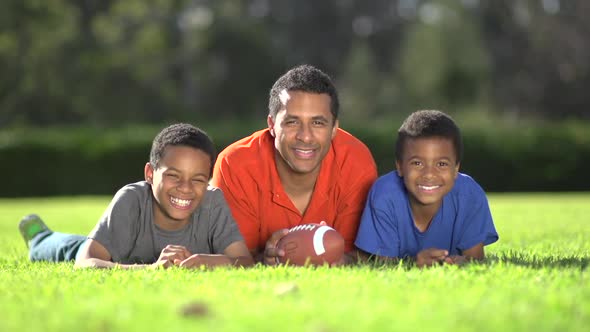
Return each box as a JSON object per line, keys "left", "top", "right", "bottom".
{"left": 276, "top": 223, "right": 345, "bottom": 266}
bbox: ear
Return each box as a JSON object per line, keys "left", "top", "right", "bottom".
{"left": 144, "top": 162, "right": 154, "bottom": 184}
{"left": 267, "top": 115, "right": 276, "bottom": 137}
{"left": 331, "top": 119, "right": 339, "bottom": 139}
{"left": 395, "top": 160, "right": 403, "bottom": 177}
{"left": 454, "top": 162, "right": 461, "bottom": 179}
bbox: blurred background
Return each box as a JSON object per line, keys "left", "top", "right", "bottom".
{"left": 1, "top": 0, "right": 589, "bottom": 196}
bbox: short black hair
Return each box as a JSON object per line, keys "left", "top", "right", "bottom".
{"left": 150, "top": 123, "right": 216, "bottom": 175}
{"left": 395, "top": 110, "right": 463, "bottom": 163}
{"left": 268, "top": 64, "right": 339, "bottom": 121}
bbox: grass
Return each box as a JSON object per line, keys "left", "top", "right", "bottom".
{"left": 0, "top": 194, "right": 588, "bottom": 332}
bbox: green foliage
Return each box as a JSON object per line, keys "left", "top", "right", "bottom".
{"left": 0, "top": 194, "right": 588, "bottom": 331}
{"left": 399, "top": 0, "right": 491, "bottom": 113}
{"left": 1, "top": 120, "right": 589, "bottom": 196}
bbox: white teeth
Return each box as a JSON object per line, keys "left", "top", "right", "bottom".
{"left": 295, "top": 149, "right": 313, "bottom": 155}
{"left": 419, "top": 185, "right": 440, "bottom": 190}
{"left": 170, "top": 197, "right": 191, "bottom": 207}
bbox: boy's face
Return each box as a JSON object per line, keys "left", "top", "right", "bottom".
{"left": 144, "top": 145, "right": 211, "bottom": 230}
{"left": 267, "top": 90, "right": 338, "bottom": 177}
{"left": 396, "top": 137, "right": 460, "bottom": 211}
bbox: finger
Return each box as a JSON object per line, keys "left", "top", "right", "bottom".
{"left": 267, "top": 229, "right": 289, "bottom": 247}
{"left": 264, "top": 246, "right": 284, "bottom": 258}
{"left": 426, "top": 248, "right": 448, "bottom": 259}
{"left": 319, "top": 221, "right": 327, "bottom": 226}
{"left": 180, "top": 255, "right": 203, "bottom": 268}
{"left": 161, "top": 246, "right": 191, "bottom": 260}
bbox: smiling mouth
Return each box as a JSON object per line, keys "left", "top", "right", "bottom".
{"left": 170, "top": 196, "right": 192, "bottom": 208}
{"left": 418, "top": 185, "right": 441, "bottom": 191}
{"left": 293, "top": 148, "right": 316, "bottom": 158}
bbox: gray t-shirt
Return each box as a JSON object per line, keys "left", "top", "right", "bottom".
{"left": 88, "top": 181, "right": 243, "bottom": 264}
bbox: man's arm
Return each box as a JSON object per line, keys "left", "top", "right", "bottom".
{"left": 211, "top": 157, "right": 261, "bottom": 252}
{"left": 332, "top": 172, "right": 377, "bottom": 253}
{"left": 177, "top": 241, "right": 255, "bottom": 268}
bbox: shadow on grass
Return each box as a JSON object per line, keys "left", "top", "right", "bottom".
{"left": 488, "top": 251, "right": 589, "bottom": 270}
{"left": 356, "top": 251, "right": 589, "bottom": 271}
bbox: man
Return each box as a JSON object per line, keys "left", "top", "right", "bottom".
{"left": 211, "top": 64, "right": 378, "bottom": 265}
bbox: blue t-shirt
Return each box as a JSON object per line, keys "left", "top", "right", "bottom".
{"left": 355, "top": 171, "right": 498, "bottom": 258}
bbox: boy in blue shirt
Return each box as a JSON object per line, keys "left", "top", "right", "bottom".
{"left": 355, "top": 110, "right": 498, "bottom": 267}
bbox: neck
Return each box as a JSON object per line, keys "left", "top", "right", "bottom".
{"left": 152, "top": 203, "right": 190, "bottom": 231}
{"left": 274, "top": 154, "right": 319, "bottom": 194}
{"left": 410, "top": 199, "right": 441, "bottom": 232}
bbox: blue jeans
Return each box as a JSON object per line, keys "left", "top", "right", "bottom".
{"left": 29, "top": 231, "right": 88, "bottom": 262}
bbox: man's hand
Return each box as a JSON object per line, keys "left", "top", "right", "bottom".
{"left": 262, "top": 228, "right": 289, "bottom": 266}
{"left": 152, "top": 245, "right": 191, "bottom": 269}
{"left": 416, "top": 248, "right": 448, "bottom": 268}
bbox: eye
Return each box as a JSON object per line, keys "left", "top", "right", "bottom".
{"left": 284, "top": 119, "right": 298, "bottom": 126}
{"left": 410, "top": 160, "right": 422, "bottom": 167}
{"left": 192, "top": 178, "right": 207, "bottom": 184}
{"left": 312, "top": 120, "right": 327, "bottom": 127}
{"left": 166, "top": 173, "right": 179, "bottom": 179}
{"left": 438, "top": 161, "right": 449, "bottom": 167}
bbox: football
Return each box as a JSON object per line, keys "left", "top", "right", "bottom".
{"left": 276, "top": 223, "right": 345, "bottom": 266}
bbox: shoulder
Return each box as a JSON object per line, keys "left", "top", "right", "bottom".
{"left": 332, "top": 129, "right": 375, "bottom": 161}
{"left": 331, "top": 128, "right": 377, "bottom": 178}
{"left": 112, "top": 181, "right": 150, "bottom": 202}
{"left": 217, "top": 129, "right": 271, "bottom": 163}
{"left": 450, "top": 173, "right": 488, "bottom": 204}
{"left": 453, "top": 173, "right": 486, "bottom": 195}
{"left": 199, "top": 185, "right": 228, "bottom": 209}
{"left": 366, "top": 171, "right": 407, "bottom": 206}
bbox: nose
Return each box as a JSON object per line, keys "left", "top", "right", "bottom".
{"left": 296, "top": 123, "right": 313, "bottom": 143}
{"left": 422, "top": 164, "right": 436, "bottom": 179}
{"left": 176, "top": 178, "right": 193, "bottom": 193}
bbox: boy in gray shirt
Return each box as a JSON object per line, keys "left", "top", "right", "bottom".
{"left": 19, "top": 123, "right": 253, "bottom": 269}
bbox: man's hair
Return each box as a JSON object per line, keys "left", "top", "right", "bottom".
{"left": 268, "top": 64, "right": 339, "bottom": 121}
{"left": 150, "top": 123, "right": 216, "bottom": 175}
{"left": 395, "top": 110, "right": 463, "bottom": 163}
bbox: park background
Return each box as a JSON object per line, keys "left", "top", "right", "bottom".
{"left": 1, "top": 0, "right": 590, "bottom": 196}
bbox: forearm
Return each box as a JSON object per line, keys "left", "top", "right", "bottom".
{"left": 74, "top": 258, "right": 151, "bottom": 270}
{"left": 181, "top": 254, "right": 255, "bottom": 268}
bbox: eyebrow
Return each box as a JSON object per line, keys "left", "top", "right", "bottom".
{"left": 407, "top": 155, "right": 454, "bottom": 161}
{"left": 164, "top": 167, "right": 209, "bottom": 177}
{"left": 283, "top": 114, "right": 330, "bottom": 122}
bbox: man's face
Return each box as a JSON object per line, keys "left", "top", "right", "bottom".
{"left": 396, "top": 137, "right": 460, "bottom": 212}
{"left": 144, "top": 145, "right": 211, "bottom": 230}
{"left": 268, "top": 90, "right": 338, "bottom": 177}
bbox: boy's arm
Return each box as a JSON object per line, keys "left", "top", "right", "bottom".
{"left": 442, "top": 243, "right": 485, "bottom": 265}
{"left": 75, "top": 239, "right": 191, "bottom": 269}
{"left": 177, "top": 241, "right": 254, "bottom": 268}
{"left": 75, "top": 239, "right": 147, "bottom": 269}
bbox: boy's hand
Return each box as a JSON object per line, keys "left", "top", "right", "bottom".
{"left": 152, "top": 245, "right": 191, "bottom": 269}
{"left": 416, "top": 248, "right": 448, "bottom": 268}
{"left": 443, "top": 255, "right": 468, "bottom": 266}
{"left": 262, "top": 228, "right": 289, "bottom": 266}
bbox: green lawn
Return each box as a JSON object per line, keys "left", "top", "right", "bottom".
{"left": 0, "top": 194, "right": 588, "bottom": 332}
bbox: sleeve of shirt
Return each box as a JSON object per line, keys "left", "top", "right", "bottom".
{"left": 211, "top": 156, "right": 260, "bottom": 251}
{"left": 456, "top": 184, "right": 499, "bottom": 252}
{"left": 332, "top": 161, "right": 378, "bottom": 252}
{"left": 354, "top": 183, "right": 401, "bottom": 258}
{"left": 208, "top": 189, "right": 246, "bottom": 254}
{"left": 87, "top": 186, "right": 140, "bottom": 262}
